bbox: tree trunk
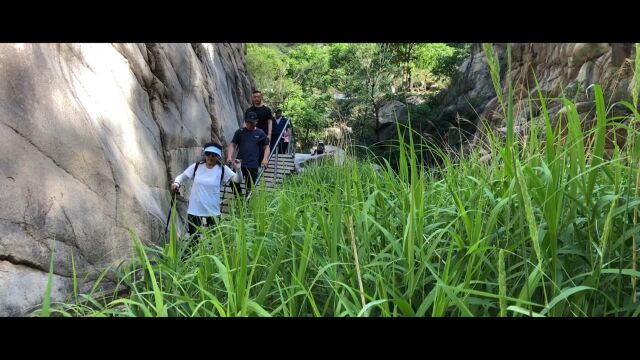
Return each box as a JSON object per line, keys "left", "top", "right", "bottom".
{"left": 305, "top": 128, "right": 310, "bottom": 147}
{"left": 362, "top": 105, "right": 369, "bottom": 141}
{"left": 402, "top": 44, "right": 414, "bottom": 92}
{"left": 374, "top": 101, "right": 381, "bottom": 142}
{"left": 371, "top": 80, "right": 380, "bottom": 142}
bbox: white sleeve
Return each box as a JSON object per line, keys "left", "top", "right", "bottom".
{"left": 174, "top": 163, "right": 197, "bottom": 185}
{"left": 222, "top": 165, "right": 236, "bottom": 184}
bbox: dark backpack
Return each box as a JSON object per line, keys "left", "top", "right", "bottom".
{"left": 193, "top": 161, "right": 226, "bottom": 186}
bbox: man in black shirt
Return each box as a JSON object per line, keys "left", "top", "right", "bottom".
{"left": 227, "top": 111, "right": 270, "bottom": 198}
{"left": 246, "top": 90, "right": 273, "bottom": 146}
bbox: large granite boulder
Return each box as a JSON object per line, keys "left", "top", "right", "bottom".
{"left": 436, "top": 43, "right": 636, "bottom": 151}
{"left": 0, "top": 43, "right": 253, "bottom": 315}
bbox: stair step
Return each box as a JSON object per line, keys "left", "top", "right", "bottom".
{"left": 261, "top": 172, "right": 293, "bottom": 178}
{"left": 269, "top": 157, "right": 295, "bottom": 162}
{"left": 261, "top": 172, "right": 288, "bottom": 178}
{"left": 268, "top": 167, "right": 295, "bottom": 172}
{"left": 265, "top": 166, "right": 295, "bottom": 172}
{"left": 258, "top": 178, "right": 285, "bottom": 185}
{"left": 262, "top": 169, "right": 294, "bottom": 177}
{"left": 267, "top": 163, "right": 295, "bottom": 168}
{"left": 219, "top": 154, "right": 298, "bottom": 214}
{"left": 221, "top": 187, "right": 277, "bottom": 201}
{"left": 224, "top": 176, "right": 286, "bottom": 187}
{"left": 263, "top": 166, "right": 295, "bottom": 172}
{"left": 222, "top": 185, "right": 277, "bottom": 195}
{"left": 222, "top": 180, "right": 284, "bottom": 192}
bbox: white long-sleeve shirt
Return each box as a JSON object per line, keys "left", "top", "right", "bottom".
{"left": 174, "top": 163, "right": 237, "bottom": 216}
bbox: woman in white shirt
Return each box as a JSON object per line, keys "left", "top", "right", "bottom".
{"left": 171, "top": 142, "right": 243, "bottom": 235}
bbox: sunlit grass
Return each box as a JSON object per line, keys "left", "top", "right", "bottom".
{"left": 45, "top": 44, "right": 640, "bottom": 317}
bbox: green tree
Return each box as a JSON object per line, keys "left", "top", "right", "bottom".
{"left": 247, "top": 43, "right": 333, "bottom": 148}
{"left": 413, "top": 43, "right": 471, "bottom": 81}
{"left": 386, "top": 43, "right": 417, "bottom": 91}
{"left": 329, "top": 43, "right": 398, "bottom": 142}
{"left": 246, "top": 43, "right": 292, "bottom": 107}
{"left": 247, "top": 43, "right": 471, "bottom": 148}
{"left": 285, "top": 44, "right": 331, "bottom": 93}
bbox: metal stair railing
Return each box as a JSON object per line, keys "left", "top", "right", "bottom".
{"left": 248, "top": 117, "right": 294, "bottom": 201}
{"left": 288, "top": 121, "right": 296, "bottom": 155}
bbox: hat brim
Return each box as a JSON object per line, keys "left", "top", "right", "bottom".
{"left": 204, "top": 146, "right": 222, "bottom": 156}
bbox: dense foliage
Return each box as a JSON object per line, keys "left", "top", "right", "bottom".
{"left": 246, "top": 43, "right": 470, "bottom": 148}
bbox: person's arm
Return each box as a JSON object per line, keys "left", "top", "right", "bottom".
{"left": 261, "top": 143, "right": 270, "bottom": 169}
{"left": 224, "top": 160, "right": 244, "bottom": 183}
{"left": 171, "top": 164, "right": 195, "bottom": 192}
{"left": 267, "top": 108, "right": 273, "bottom": 141}
{"left": 227, "top": 142, "right": 237, "bottom": 164}
{"left": 232, "top": 160, "right": 244, "bottom": 183}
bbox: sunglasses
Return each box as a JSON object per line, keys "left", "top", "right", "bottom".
{"left": 204, "top": 152, "right": 219, "bottom": 156}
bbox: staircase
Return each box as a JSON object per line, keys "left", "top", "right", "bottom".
{"left": 220, "top": 153, "right": 296, "bottom": 214}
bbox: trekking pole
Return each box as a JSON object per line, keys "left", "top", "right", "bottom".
{"left": 164, "top": 187, "right": 179, "bottom": 235}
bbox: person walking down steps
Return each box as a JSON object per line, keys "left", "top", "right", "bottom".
{"left": 272, "top": 108, "right": 291, "bottom": 154}
{"left": 246, "top": 89, "right": 274, "bottom": 149}
{"left": 227, "top": 111, "right": 270, "bottom": 198}
{"left": 171, "top": 142, "right": 243, "bottom": 237}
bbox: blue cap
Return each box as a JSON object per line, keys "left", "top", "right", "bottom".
{"left": 204, "top": 146, "right": 222, "bottom": 157}
{"left": 245, "top": 111, "right": 258, "bottom": 122}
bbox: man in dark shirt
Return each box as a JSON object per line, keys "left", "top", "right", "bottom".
{"left": 272, "top": 108, "right": 292, "bottom": 154}
{"left": 227, "top": 111, "right": 270, "bottom": 198}
{"left": 246, "top": 90, "right": 273, "bottom": 146}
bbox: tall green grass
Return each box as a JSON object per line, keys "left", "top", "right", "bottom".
{"left": 46, "top": 43, "right": 640, "bottom": 317}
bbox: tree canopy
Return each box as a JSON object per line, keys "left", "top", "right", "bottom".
{"left": 246, "top": 43, "right": 470, "bottom": 148}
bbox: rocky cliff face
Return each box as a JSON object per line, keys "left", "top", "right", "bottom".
{"left": 0, "top": 43, "right": 253, "bottom": 315}
{"left": 435, "top": 43, "right": 636, "bottom": 151}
